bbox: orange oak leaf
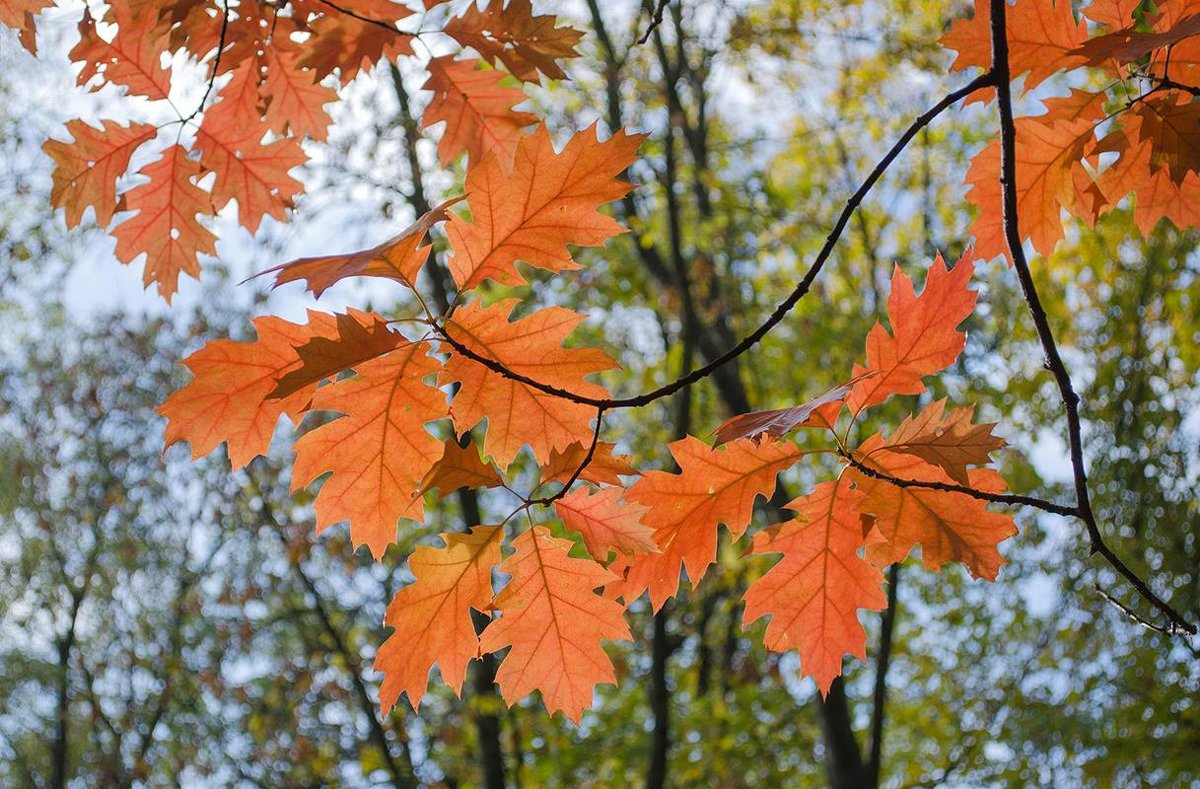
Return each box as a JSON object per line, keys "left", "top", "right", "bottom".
{"left": 881, "top": 399, "right": 1006, "bottom": 486}
{"left": 256, "top": 196, "right": 463, "bottom": 297}
{"left": 742, "top": 479, "right": 887, "bottom": 695}
{"left": 849, "top": 434, "right": 1018, "bottom": 581}
{"left": 965, "top": 90, "right": 1107, "bottom": 262}
{"left": 479, "top": 526, "right": 630, "bottom": 723}
{"left": 296, "top": 0, "right": 415, "bottom": 83}
{"left": 269, "top": 310, "right": 406, "bottom": 399}
{"left": 540, "top": 441, "right": 637, "bottom": 487}
{"left": 556, "top": 486, "right": 657, "bottom": 560}
{"left": 1148, "top": 2, "right": 1200, "bottom": 81}
{"left": 1076, "top": 13, "right": 1200, "bottom": 66}
{"left": 112, "top": 145, "right": 217, "bottom": 302}
{"left": 1095, "top": 117, "right": 1200, "bottom": 234}
{"left": 195, "top": 128, "right": 306, "bottom": 233}
{"left": 711, "top": 372, "right": 879, "bottom": 447}
{"left": 422, "top": 56, "right": 536, "bottom": 166}
{"left": 158, "top": 311, "right": 339, "bottom": 469}
{"left": 942, "top": 0, "right": 1087, "bottom": 94}
{"left": 376, "top": 525, "right": 503, "bottom": 712}
{"left": 445, "top": 0, "right": 583, "bottom": 83}
{"left": 43, "top": 119, "right": 156, "bottom": 229}
{"left": 616, "top": 437, "right": 805, "bottom": 610}
{"left": 291, "top": 342, "right": 448, "bottom": 558}
{"left": 848, "top": 253, "right": 978, "bottom": 412}
{"left": 71, "top": 5, "right": 172, "bottom": 100}
{"left": 441, "top": 299, "right": 616, "bottom": 468}
{"left": 419, "top": 438, "right": 504, "bottom": 499}
{"left": 260, "top": 45, "right": 338, "bottom": 142}
{"left": 1133, "top": 96, "right": 1200, "bottom": 185}
{"left": 201, "top": 60, "right": 270, "bottom": 148}
{"left": 0, "top": 0, "right": 52, "bottom": 52}
{"left": 1083, "top": 0, "right": 1141, "bottom": 30}
{"left": 446, "top": 124, "right": 643, "bottom": 290}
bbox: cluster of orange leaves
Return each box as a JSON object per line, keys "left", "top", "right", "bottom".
{"left": 944, "top": 0, "right": 1200, "bottom": 257}
{"left": 25, "top": 0, "right": 580, "bottom": 299}
{"left": 9, "top": 0, "right": 1194, "bottom": 722}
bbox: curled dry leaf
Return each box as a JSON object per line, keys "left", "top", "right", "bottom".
{"left": 710, "top": 371, "right": 880, "bottom": 447}
{"left": 881, "top": 399, "right": 1006, "bottom": 486}
{"left": 252, "top": 196, "right": 465, "bottom": 298}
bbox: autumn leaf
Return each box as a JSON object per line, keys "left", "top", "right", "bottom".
{"left": 71, "top": 5, "right": 172, "bottom": 100}
{"left": 112, "top": 145, "right": 217, "bottom": 302}
{"left": 194, "top": 127, "right": 306, "bottom": 234}
{"left": 1082, "top": 0, "right": 1141, "bottom": 31}
{"left": 445, "top": 0, "right": 584, "bottom": 83}
{"left": 422, "top": 56, "right": 536, "bottom": 166}
{"left": 556, "top": 486, "right": 657, "bottom": 560}
{"left": 445, "top": 124, "right": 643, "bottom": 290}
{"left": 201, "top": 60, "right": 270, "bottom": 147}
{"left": 849, "top": 434, "right": 1018, "bottom": 581}
{"left": 1075, "top": 14, "right": 1200, "bottom": 67}
{"left": 965, "top": 90, "right": 1107, "bottom": 262}
{"left": 881, "top": 399, "right": 1006, "bottom": 486}
{"left": 1133, "top": 97, "right": 1200, "bottom": 185}
{"left": 742, "top": 480, "right": 887, "bottom": 695}
{"left": 540, "top": 441, "right": 637, "bottom": 487}
{"left": 43, "top": 119, "right": 156, "bottom": 229}
{"left": 1095, "top": 118, "right": 1200, "bottom": 235}
{"left": 260, "top": 45, "right": 338, "bottom": 142}
{"left": 712, "top": 372, "right": 879, "bottom": 447}
{"left": 255, "top": 196, "right": 463, "bottom": 297}
{"left": 0, "top": 0, "right": 52, "bottom": 52}
{"left": 479, "top": 526, "right": 629, "bottom": 723}
{"left": 441, "top": 299, "right": 616, "bottom": 468}
{"left": 616, "top": 437, "right": 805, "bottom": 610}
{"left": 291, "top": 342, "right": 448, "bottom": 558}
{"left": 848, "top": 253, "right": 978, "bottom": 412}
{"left": 297, "top": 0, "right": 415, "bottom": 83}
{"left": 158, "top": 311, "right": 339, "bottom": 469}
{"left": 942, "top": 0, "right": 1087, "bottom": 93}
{"left": 269, "top": 310, "right": 406, "bottom": 399}
{"left": 377, "top": 526, "right": 502, "bottom": 712}
{"left": 419, "top": 438, "right": 504, "bottom": 499}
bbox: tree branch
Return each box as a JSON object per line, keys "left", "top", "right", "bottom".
{"left": 841, "top": 452, "right": 1078, "bottom": 518}
{"left": 987, "top": 0, "right": 1195, "bottom": 636}
{"left": 431, "top": 72, "right": 995, "bottom": 410}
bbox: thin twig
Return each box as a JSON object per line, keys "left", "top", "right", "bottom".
{"left": 173, "top": 0, "right": 230, "bottom": 132}
{"left": 988, "top": 0, "right": 1195, "bottom": 635}
{"left": 433, "top": 72, "right": 996, "bottom": 410}
{"left": 317, "top": 0, "right": 416, "bottom": 37}
{"left": 528, "top": 407, "right": 606, "bottom": 506}
{"left": 1093, "top": 583, "right": 1182, "bottom": 636}
{"left": 638, "top": 0, "right": 671, "bottom": 45}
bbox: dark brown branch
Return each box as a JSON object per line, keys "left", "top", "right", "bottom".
{"left": 841, "top": 452, "right": 1078, "bottom": 518}
{"left": 254, "top": 489, "right": 416, "bottom": 788}
{"left": 867, "top": 563, "right": 900, "bottom": 787}
{"left": 528, "top": 407, "right": 607, "bottom": 506}
{"left": 638, "top": 0, "right": 671, "bottom": 45}
{"left": 988, "top": 0, "right": 1195, "bottom": 636}
{"left": 432, "top": 72, "right": 995, "bottom": 411}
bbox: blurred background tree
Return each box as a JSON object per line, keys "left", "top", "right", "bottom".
{"left": 1, "top": 0, "right": 1197, "bottom": 786}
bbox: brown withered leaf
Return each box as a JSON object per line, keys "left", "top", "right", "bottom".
{"left": 711, "top": 372, "right": 879, "bottom": 447}
{"left": 253, "top": 196, "right": 463, "bottom": 297}
{"left": 269, "top": 310, "right": 407, "bottom": 400}
{"left": 419, "top": 438, "right": 504, "bottom": 499}
{"left": 881, "top": 399, "right": 1006, "bottom": 486}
